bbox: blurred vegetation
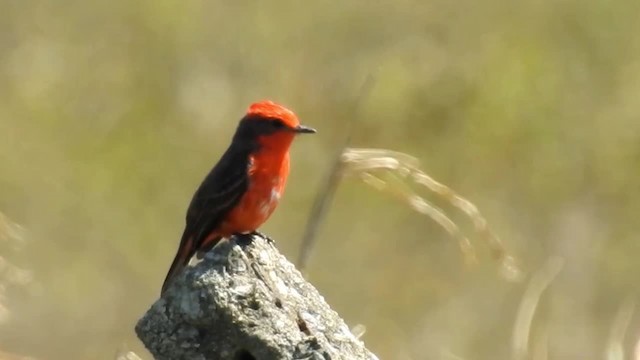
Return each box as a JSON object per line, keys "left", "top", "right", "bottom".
{"left": 1, "top": 0, "right": 640, "bottom": 359}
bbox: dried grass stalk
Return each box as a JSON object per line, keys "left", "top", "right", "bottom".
{"left": 512, "top": 257, "right": 564, "bottom": 360}
{"left": 605, "top": 296, "right": 635, "bottom": 360}
{"left": 298, "top": 147, "right": 522, "bottom": 281}
{"left": 0, "top": 212, "right": 35, "bottom": 358}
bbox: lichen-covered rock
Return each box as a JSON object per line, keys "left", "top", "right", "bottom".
{"left": 136, "top": 234, "right": 378, "bottom": 360}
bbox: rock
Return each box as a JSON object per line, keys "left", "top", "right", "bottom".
{"left": 136, "top": 234, "right": 378, "bottom": 360}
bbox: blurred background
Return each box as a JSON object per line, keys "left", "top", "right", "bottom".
{"left": 1, "top": 0, "right": 640, "bottom": 359}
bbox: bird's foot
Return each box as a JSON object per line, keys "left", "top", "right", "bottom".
{"left": 232, "top": 231, "right": 275, "bottom": 248}
{"left": 249, "top": 230, "right": 275, "bottom": 244}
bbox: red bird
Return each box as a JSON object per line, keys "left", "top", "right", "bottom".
{"left": 161, "top": 100, "right": 315, "bottom": 294}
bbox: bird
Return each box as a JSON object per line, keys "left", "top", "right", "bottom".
{"left": 161, "top": 100, "right": 316, "bottom": 294}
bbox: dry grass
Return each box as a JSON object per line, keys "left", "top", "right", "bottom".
{"left": 0, "top": 213, "right": 32, "bottom": 324}
{"left": 0, "top": 213, "right": 35, "bottom": 359}
{"left": 115, "top": 350, "right": 143, "bottom": 360}
{"left": 512, "top": 257, "right": 564, "bottom": 360}
{"left": 298, "top": 147, "right": 523, "bottom": 282}
{"left": 605, "top": 296, "right": 636, "bottom": 360}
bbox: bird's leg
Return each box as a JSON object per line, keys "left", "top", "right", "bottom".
{"left": 249, "top": 230, "right": 275, "bottom": 244}
{"left": 232, "top": 231, "right": 275, "bottom": 249}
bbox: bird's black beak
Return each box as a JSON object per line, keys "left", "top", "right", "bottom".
{"left": 293, "top": 125, "right": 316, "bottom": 134}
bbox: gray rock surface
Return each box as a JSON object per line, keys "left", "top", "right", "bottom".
{"left": 136, "top": 234, "right": 378, "bottom": 360}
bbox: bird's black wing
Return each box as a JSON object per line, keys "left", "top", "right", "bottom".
{"left": 161, "top": 145, "right": 251, "bottom": 294}
{"left": 187, "top": 146, "right": 252, "bottom": 247}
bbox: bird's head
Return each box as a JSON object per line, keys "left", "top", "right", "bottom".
{"left": 234, "top": 100, "right": 316, "bottom": 151}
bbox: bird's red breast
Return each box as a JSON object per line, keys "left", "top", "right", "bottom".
{"left": 218, "top": 151, "right": 290, "bottom": 236}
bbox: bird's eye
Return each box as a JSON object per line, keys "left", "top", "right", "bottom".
{"left": 271, "top": 119, "right": 286, "bottom": 129}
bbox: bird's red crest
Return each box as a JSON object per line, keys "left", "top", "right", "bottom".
{"left": 247, "top": 100, "right": 299, "bottom": 128}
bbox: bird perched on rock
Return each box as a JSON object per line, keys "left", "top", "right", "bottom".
{"left": 161, "top": 100, "right": 315, "bottom": 294}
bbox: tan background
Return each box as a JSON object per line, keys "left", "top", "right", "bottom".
{"left": 1, "top": 0, "right": 640, "bottom": 359}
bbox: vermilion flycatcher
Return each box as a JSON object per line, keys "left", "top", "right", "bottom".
{"left": 161, "top": 100, "right": 316, "bottom": 294}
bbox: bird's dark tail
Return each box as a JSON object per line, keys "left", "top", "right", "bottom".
{"left": 161, "top": 231, "right": 196, "bottom": 295}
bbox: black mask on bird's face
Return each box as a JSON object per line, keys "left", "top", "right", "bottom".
{"left": 234, "top": 115, "right": 316, "bottom": 150}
